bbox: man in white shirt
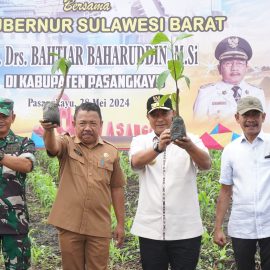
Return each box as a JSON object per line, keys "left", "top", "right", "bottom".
{"left": 214, "top": 96, "right": 270, "bottom": 270}
{"left": 193, "top": 36, "right": 265, "bottom": 122}
{"left": 129, "top": 94, "right": 211, "bottom": 270}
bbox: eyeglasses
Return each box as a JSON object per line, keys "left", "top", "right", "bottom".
{"left": 222, "top": 60, "right": 246, "bottom": 68}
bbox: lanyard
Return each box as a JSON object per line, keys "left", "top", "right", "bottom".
{"left": 162, "top": 149, "right": 166, "bottom": 240}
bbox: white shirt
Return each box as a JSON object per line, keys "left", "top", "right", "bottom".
{"left": 129, "top": 131, "right": 208, "bottom": 240}
{"left": 193, "top": 80, "right": 266, "bottom": 121}
{"left": 220, "top": 131, "right": 270, "bottom": 239}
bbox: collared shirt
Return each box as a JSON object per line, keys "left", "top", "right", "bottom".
{"left": 48, "top": 134, "right": 125, "bottom": 238}
{"left": 220, "top": 131, "right": 270, "bottom": 239}
{"left": 193, "top": 80, "right": 266, "bottom": 121}
{"left": 129, "top": 131, "right": 208, "bottom": 240}
{"left": 0, "top": 130, "right": 36, "bottom": 234}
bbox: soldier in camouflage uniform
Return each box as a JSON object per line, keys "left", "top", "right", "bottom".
{"left": 0, "top": 97, "right": 36, "bottom": 270}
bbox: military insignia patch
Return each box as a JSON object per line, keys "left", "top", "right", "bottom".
{"left": 228, "top": 37, "right": 239, "bottom": 48}
{"left": 5, "top": 144, "right": 20, "bottom": 154}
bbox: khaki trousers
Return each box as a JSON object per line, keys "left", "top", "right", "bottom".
{"left": 57, "top": 228, "right": 110, "bottom": 270}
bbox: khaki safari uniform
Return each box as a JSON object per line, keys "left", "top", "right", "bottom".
{"left": 48, "top": 133, "right": 125, "bottom": 269}
{"left": 193, "top": 80, "right": 266, "bottom": 121}
{"left": 48, "top": 134, "right": 125, "bottom": 236}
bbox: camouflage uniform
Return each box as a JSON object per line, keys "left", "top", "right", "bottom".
{"left": 0, "top": 126, "right": 35, "bottom": 269}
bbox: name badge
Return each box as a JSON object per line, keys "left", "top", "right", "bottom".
{"left": 212, "top": 101, "right": 227, "bottom": 105}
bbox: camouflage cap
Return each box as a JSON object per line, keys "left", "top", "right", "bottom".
{"left": 215, "top": 36, "right": 252, "bottom": 61}
{"left": 0, "top": 97, "right": 14, "bottom": 116}
{"left": 237, "top": 96, "right": 264, "bottom": 115}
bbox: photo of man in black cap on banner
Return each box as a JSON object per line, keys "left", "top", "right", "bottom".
{"left": 193, "top": 36, "right": 266, "bottom": 122}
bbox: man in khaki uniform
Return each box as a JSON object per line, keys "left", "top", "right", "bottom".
{"left": 40, "top": 102, "right": 125, "bottom": 270}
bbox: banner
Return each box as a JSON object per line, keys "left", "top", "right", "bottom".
{"left": 1, "top": 0, "right": 269, "bottom": 149}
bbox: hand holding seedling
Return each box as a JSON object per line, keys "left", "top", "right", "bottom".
{"left": 137, "top": 32, "right": 192, "bottom": 140}
{"left": 42, "top": 53, "right": 72, "bottom": 126}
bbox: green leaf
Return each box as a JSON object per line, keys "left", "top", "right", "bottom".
{"left": 58, "top": 58, "right": 68, "bottom": 75}
{"left": 137, "top": 49, "right": 157, "bottom": 69}
{"left": 51, "top": 58, "right": 71, "bottom": 75}
{"left": 175, "top": 33, "right": 193, "bottom": 43}
{"left": 51, "top": 59, "right": 60, "bottom": 74}
{"left": 150, "top": 32, "right": 170, "bottom": 45}
{"left": 156, "top": 70, "right": 170, "bottom": 90}
{"left": 159, "top": 94, "right": 170, "bottom": 106}
{"left": 168, "top": 59, "right": 183, "bottom": 81}
{"left": 171, "top": 92, "right": 177, "bottom": 105}
{"left": 168, "top": 93, "right": 178, "bottom": 111}
{"left": 176, "top": 50, "right": 184, "bottom": 62}
{"left": 49, "top": 52, "right": 60, "bottom": 57}
{"left": 65, "top": 59, "right": 72, "bottom": 70}
{"left": 183, "top": 75, "right": 191, "bottom": 89}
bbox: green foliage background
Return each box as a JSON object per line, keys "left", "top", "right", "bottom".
{"left": 24, "top": 150, "right": 238, "bottom": 269}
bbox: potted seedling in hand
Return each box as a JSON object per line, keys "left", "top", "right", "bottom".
{"left": 137, "top": 32, "right": 192, "bottom": 140}
{"left": 42, "top": 53, "right": 72, "bottom": 126}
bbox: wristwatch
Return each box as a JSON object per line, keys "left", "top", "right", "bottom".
{"left": 153, "top": 141, "right": 163, "bottom": 153}
{"left": 0, "top": 150, "right": 4, "bottom": 162}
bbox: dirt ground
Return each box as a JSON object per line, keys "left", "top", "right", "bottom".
{"left": 26, "top": 179, "right": 142, "bottom": 270}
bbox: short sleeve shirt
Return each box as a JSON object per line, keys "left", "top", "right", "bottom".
{"left": 0, "top": 130, "right": 36, "bottom": 234}
{"left": 129, "top": 131, "right": 208, "bottom": 240}
{"left": 48, "top": 134, "right": 126, "bottom": 238}
{"left": 220, "top": 131, "right": 270, "bottom": 239}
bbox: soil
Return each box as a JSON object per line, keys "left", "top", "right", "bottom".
{"left": 25, "top": 178, "right": 142, "bottom": 270}
{"left": 27, "top": 186, "right": 62, "bottom": 270}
